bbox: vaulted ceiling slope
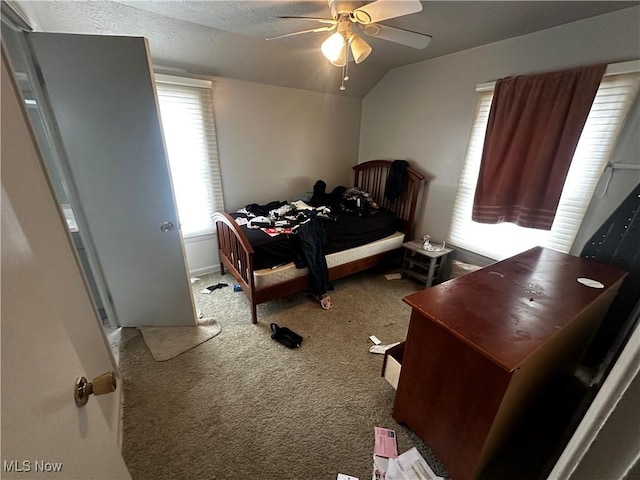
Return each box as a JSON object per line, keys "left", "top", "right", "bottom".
{"left": 14, "top": 1, "right": 640, "bottom": 98}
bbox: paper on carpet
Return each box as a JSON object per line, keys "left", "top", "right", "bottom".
{"left": 139, "top": 318, "right": 221, "bottom": 361}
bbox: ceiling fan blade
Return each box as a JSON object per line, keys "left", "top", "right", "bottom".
{"left": 353, "top": 0, "right": 422, "bottom": 24}
{"left": 362, "top": 23, "right": 431, "bottom": 49}
{"left": 276, "top": 16, "right": 337, "bottom": 25}
{"left": 266, "top": 25, "right": 335, "bottom": 41}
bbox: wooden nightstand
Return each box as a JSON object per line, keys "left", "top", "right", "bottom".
{"left": 401, "top": 240, "right": 452, "bottom": 288}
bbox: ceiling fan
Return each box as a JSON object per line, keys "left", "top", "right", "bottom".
{"left": 267, "top": 0, "right": 431, "bottom": 89}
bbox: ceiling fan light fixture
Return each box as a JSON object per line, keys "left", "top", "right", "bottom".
{"left": 350, "top": 35, "right": 372, "bottom": 64}
{"left": 330, "top": 46, "right": 347, "bottom": 67}
{"left": 321, "top": 31, "right": 346, "bottom": 64}
{"left": 275, "top": 0, "right": 432, "bottom": 92}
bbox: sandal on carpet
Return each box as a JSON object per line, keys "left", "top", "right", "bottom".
{"left": 317, "top": 294, "right": 333, "bottom": 310}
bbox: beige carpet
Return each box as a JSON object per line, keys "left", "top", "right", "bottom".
{"left": 120, "top": 268, "right": 450, "bottom": 480}
{"left": 120, "top": 269, "right": 587, "bottom": 480}
{"left": 139, "top": 318, "right": 221, "bottom": 361}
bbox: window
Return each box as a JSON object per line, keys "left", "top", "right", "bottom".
{"left": 448, "top": 63, "right": 640, "bottom": 260}
{"left": 155, "top": 74, "right": 224, "bottom": 238}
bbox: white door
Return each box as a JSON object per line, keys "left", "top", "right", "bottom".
{"left": 1, "top": 47, "right": 131, "bottom": 479}
{"left": 27, "top": 32, "right": 196, "bottom": 327}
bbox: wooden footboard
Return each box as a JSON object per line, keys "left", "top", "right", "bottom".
{"left": 212, "top": 212, "right": 260, "bottom": 323}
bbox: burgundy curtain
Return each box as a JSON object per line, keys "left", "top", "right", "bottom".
{"left": 472, "top": 64, "right": 606, "bottom": 230}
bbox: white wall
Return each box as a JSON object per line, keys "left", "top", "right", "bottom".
{"left": 183, "top": 77, "right": 362, "bottom": 274}
{"left": 358, "top": 6, "right": 640, "bottom": 246}
{"left": 214, "top": 77, "right": 362, "bottom": 210}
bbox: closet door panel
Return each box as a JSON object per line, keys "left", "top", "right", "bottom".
{"left": 30, "top": 33, "right": 195, "bottom": 327}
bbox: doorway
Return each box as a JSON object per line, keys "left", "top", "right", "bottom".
{"left": 2, "top": 24, "right": 120, "bottom": 347}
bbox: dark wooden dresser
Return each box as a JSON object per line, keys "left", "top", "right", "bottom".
{"left": 394, "top": 247, "right": 626, "bottom": 480}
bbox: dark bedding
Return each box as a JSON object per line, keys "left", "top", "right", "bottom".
{"left": 232, "top": 209, "right": 399, "bottom": 270}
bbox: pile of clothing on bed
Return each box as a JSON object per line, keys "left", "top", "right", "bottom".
{"left": 233, "top": 181, "right": 383, "bottom": 310}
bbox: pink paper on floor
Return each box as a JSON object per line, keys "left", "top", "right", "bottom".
{"left": 374, "top": 427, "right": 398, "bottom": 459}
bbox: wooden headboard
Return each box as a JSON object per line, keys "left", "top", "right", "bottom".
{"left": 353, "top": 160, "right": 425, "bottom": 239}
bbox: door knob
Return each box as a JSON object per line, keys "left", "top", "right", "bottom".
{"left": 74, "top": 371, "right": 116, "bottom": 407}
{"left": 160, "top": 221, "right": 174, "bottom": 232}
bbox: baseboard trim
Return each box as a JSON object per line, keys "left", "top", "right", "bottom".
{"left": 189, "top": 265, "right": 220, "bottom": 277}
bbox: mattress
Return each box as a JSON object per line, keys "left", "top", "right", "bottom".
{"left": 253, "top": 231, "right": 405, "bottom": 290}
{"left": 234, "top": 208, "right": 399, "bottom": 270}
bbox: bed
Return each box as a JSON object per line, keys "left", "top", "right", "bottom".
{"left": 213, "top": 160, "right": 426, "bottom": 323}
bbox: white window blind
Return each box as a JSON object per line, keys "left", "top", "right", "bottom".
{"left": 155, "top": 74, "right": 224, "bottom": 238}
{"left": 447, "top": 64, "right": 640, "bottom": 261}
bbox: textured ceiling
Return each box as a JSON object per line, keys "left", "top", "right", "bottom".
{"left": 15, "top": 0, "right": 639, "bottom": 98}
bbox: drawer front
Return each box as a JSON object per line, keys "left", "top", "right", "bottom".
{"left": 382, "top": 342, "right": 405, "bottom": 390}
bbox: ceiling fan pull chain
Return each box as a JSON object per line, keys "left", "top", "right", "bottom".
{"left": 344, "top": 44, "right": 350, "bottom": 82}
{"left": 339, "top": 40, "right": 348, "bottom": 91}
